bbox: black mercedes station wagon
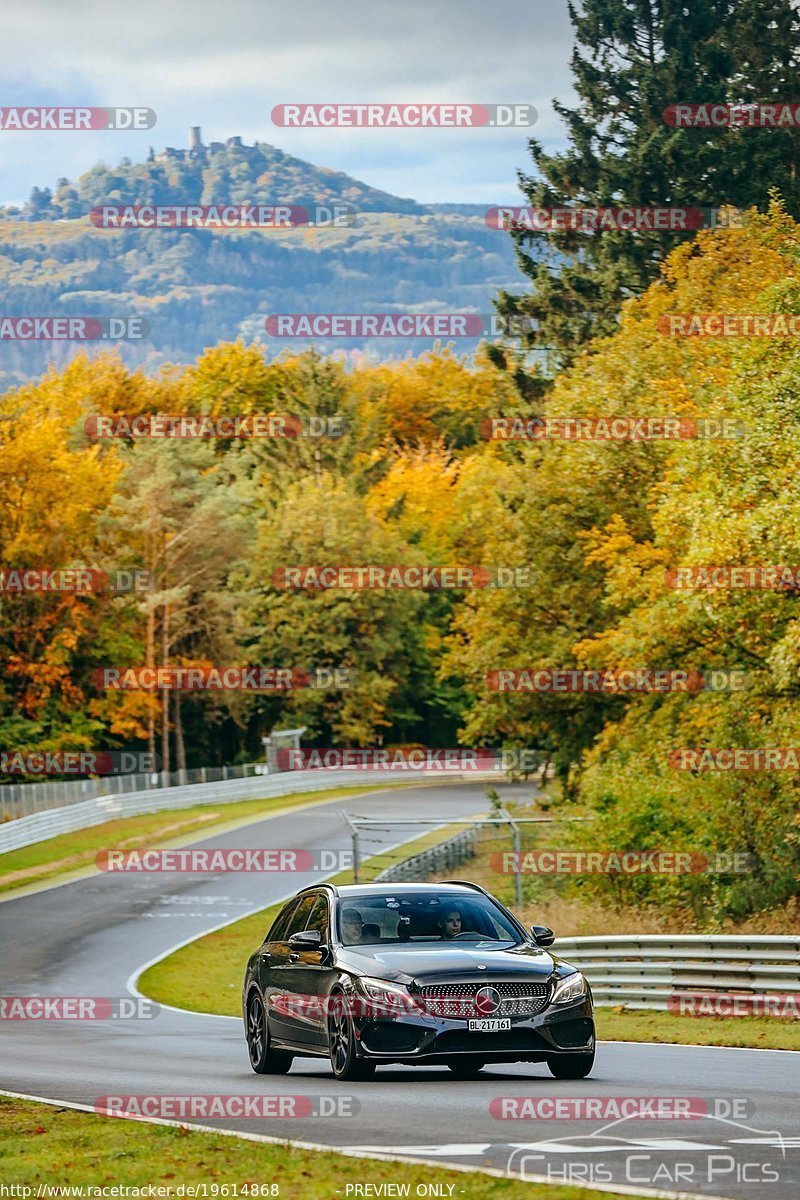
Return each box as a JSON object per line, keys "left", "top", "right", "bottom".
{"left": 242, "top": 881, "right": 594, "bottom": 1080}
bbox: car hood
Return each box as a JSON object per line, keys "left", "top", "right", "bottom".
{"left": 337, "top": 940, "right": 561, "bottom": 984}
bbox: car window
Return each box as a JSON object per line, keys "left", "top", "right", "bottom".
{"left": 264, "top": 898, "right": 299, "bottom": 944}
{"left": 304, "top": 894, "right": 329, "bottom": 937}
{"left": 284, "top": 894, "right": 316, "bottom": 938}
{"left": 335, "top": 892, "right": 520, "bottom": 944}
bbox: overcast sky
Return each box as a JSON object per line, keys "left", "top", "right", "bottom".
{"left": 0, "top": 0, "right": 577, "bottom": 207}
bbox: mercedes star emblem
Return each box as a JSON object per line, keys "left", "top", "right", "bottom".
{"left": 474, "top": 986, "right": 501, "bottom": 1015}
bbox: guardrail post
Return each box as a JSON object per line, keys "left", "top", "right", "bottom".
{"left": 500, "top": 808, "right": 523, "bottom": 910}
{"left": 342, "top": 811, "right": 360, "bottom": 883}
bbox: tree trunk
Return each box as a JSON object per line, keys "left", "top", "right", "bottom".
{"left": 175, "top": 692, "right": 186, "bottom": 780}
{"left": 161, "top": 600, "right": 170, "bottom": 782}
{"left": 146, "top": 574, "right": 156, "bottom": 778}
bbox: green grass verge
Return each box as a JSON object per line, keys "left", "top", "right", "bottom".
{"left": 0, "top": 1095, "right": 641, "bottom": 1199}
{"left": 598, "top": 1008, "right": 800, "bottom": 1050}
{"left": 0, "top": 784, "right": 407, "bottom": 897}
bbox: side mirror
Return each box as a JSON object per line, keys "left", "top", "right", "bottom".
{"left": 530, "top": 924, "right": 555, "bottom": 947}
{"left": 288, "top": 929, "right": 323, "bottom": 950}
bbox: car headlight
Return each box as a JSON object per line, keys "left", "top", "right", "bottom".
{"left": 357, "top": 977, "right": 416, "bottom": 1011}
{"left": 551, "top": 971, "right": 586, "bottom": 1004}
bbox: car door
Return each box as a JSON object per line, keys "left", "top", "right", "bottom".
{"left": 257, "top": 896, "right": 298, "bottom": 987}
{"left": 266, "top": 893, "right": 316, "bottom": 1045}
{"left": 258, "top": 896, "right": 302, "bottom": 1038}
{"left": 291, "top": 893, "right": 335, "bottom": 1049}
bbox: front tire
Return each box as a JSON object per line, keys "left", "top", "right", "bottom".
{"left": 447, "top": 1058, "right": 486, "bottom": 1078}
{"left": 327, "top": 992, "right": 376, "bottom": 1081}
{"left": 246, "top": 993, "right": 293, "bottom": 1075}
{"left": 547, "top": 1048, "right": 595, "bottom": 1079}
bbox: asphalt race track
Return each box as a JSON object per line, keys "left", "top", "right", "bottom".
{"left": 1, "top": 780, "right": 797, "bottom": 1199}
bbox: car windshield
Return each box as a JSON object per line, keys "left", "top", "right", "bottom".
{"left": 337, "top": 892, "right": 521, "bottom": 946}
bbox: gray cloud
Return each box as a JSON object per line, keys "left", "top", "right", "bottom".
{"left": 0, "top": 0, "right": 577, "bottom": 204}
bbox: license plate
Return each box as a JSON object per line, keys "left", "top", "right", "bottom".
{"left": 468, "top": 1018, "right": 511, "bottom": 1031}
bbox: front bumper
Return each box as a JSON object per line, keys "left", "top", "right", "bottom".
{"left": 351, "top": 993, "right": 594, "bottom": 1063}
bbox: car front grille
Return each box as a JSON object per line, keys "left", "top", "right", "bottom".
{"left": 417, "top": 981, "right": 550, "bottom": 1019}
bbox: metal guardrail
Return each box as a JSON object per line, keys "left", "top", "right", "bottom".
{"left": 0, "top": 761, "right": 269, "bottom": 820}
{"left": 375, "top": 827, "right": 478, "bottom": 881}
{"left": 554, "top": 934, "right": 800, "bottom": 1009}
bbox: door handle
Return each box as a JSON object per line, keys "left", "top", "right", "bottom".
{"left": 288, "top": 952, "right": 299, "bottom": 962}
{"left": 260, "top": 951, "right": 271, "bottom": 961}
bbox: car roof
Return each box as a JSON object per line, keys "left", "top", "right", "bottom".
{"left": 296, "top": 881, "right": 486, "bottom": 901}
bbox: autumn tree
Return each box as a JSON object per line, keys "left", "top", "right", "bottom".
{"left": 101, "top": 438, "right": 254, "bottom": 774}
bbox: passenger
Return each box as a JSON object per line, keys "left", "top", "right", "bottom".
{"left": 438, "top": 908, "right": 462, "bottom": 939}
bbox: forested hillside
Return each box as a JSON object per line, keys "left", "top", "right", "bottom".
{"left": 0, "top": 140, "right": 525, "bottom": 385}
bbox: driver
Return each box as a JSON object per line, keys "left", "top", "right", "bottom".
{"left": 340, "top": 907, "right": 365, "bottom": 945}
{"left": 438, "top": 908, "right": 462, "bottom": 939}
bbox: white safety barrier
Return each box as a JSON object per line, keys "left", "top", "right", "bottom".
{"left": 554, "top": 934, "right": 800, "bottom": 1010}
{"left": 0, "top": 769, "right": 415, "bottom": 856}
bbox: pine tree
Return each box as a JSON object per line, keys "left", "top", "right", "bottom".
{"left": 494, "top": 0, "right": 800, "bottom": 376}
{"left": 52, "top": 177, "right": 82, "bottom": 219}
{"left": 24, "top": 185, "right": 53, "bottom": 221}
